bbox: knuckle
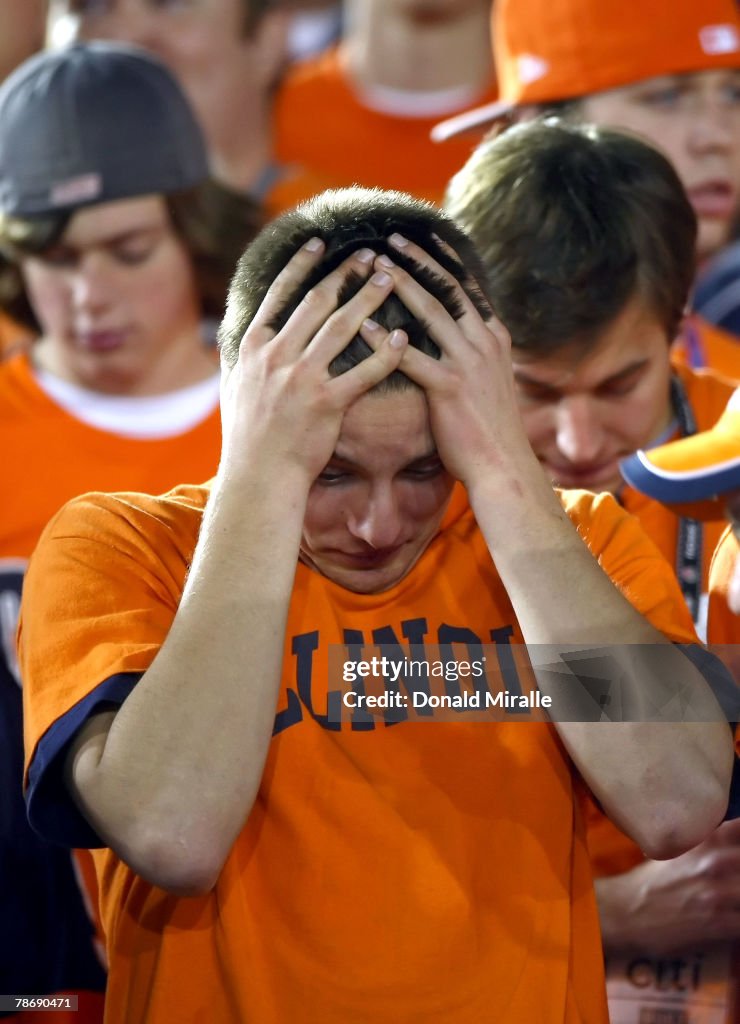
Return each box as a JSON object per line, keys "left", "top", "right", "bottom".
{"left": 705, "top": 852, "right": 733, "bottom": 883}
{"left": 324, "top": 303, "right": 358, "bottom": 335}
{"left": 301, "top": 284, "right": 329, "bottom": 309}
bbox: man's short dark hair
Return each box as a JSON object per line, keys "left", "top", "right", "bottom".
{"left": 218, "top": 187, "right": 492, "bottom": 388}
{"left": 444, "top": 118, "right": 697, "bottom": 354}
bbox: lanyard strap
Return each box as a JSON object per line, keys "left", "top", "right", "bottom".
{"left": 670, "top": 376, "right": 703, "bottom": 623}
{"left": 679, "top": 318, "right": 706, "bottom": 370}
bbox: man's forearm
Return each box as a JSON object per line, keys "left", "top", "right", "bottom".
{"left": 469, "top": 466, "right": 733, "bottom": 858}
{"left": 67, "top": 464, "right": 310, "bottom": 893}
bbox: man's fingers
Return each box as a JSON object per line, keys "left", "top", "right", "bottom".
{"left": 276, "top": 248, "right": 378, "bottom": 359}
{"left": 330, "top": 330, "right": 408, "bottom": 406}
{"left": 245, "top": 236, "right": 328, "bottom": 345}
{"left": 372, "top": 253, "right": 470, "bottom": 356}
{"left": 359, "top": 318, "right": 442, "bottom": 391}
{"left": 387, "top": 233, "right": 495, "bottom": 328}
{"left": 303, "top": 270, "right": 395, "bottom": 367}
{"left": 239, "top": 242, "right": 381, "bottom": 358}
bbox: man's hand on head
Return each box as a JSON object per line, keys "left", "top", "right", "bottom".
{"left": 357, "top": 234, "right": 540, "bottom": 494}
{"left": 219, "top": 238, "right": 408, "bottom": 489}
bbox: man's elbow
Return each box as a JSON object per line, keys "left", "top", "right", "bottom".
{"left": 636, "top": 784, "right": 730, "bottom": 861}
{"left": 118, "top": 828, "right": 226, "bottom": 897}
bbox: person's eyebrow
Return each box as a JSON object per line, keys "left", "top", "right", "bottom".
{"left": 55, "top": 225, "right": 164, "bottom": 256}
{"left": 513, "top": 358, "right": 649, "bottom": 396}
{"left": 102, "top": 225, "right": 165, "bottom": 246}
{"left": 330, "top": 447, "right": 440, "bottom": 468}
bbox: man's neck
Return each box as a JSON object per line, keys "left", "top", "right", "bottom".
{"left": 342, "top": 2, "right": 493, "bottom": 94}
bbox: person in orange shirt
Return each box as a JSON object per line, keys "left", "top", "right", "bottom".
{"left": 445, "top": 116, "right": 740, "bottom": 1021}
{"left": 434, "top": 0, "right": 740, "bottom": 379}
{"left": 50, "top": 0, "right": 327, "bottom": 216}
{"left": 19, "top": 185, "right": 733, "bottom": 1023}
{"left": 272, "top": 0, "right": 498, "bottom": 207}
{"left": 0, "top": 42, "right": 258, "bottom": 1022}
{"left": 445, "top": 119, "right": 735, "bottom": 633}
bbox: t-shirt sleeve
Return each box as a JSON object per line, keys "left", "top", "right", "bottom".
{"left": 568, "top": 489, "right": 698, "bottom": 641}
{"left": 19, "top": 492, "right": 188, "bottom": 848}
{"left": 567, "top": 489, "right": 740, "bottom": 721}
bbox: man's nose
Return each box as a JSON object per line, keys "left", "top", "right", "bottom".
{"left": 689, "top": 96, "right": 735, "bottom": 155}
{"left": 71, "top": 253, "right": 115, "bottom": 313}
{"left": 347, "top": 486, "right": 405, "bottom": 549}
{"left": 555, "top": 396, "right": 605, "bottom": 464}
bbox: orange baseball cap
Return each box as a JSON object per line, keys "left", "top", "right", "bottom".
{"left": 432, "top": 0, "right": 740, "bottom": 142}
{"left": 619, "top": 389, "right": 740, "bottom": 520}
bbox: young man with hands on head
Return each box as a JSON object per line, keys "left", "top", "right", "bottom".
{"left": 19, "top": 189, "right": 732, "bottom": 1023}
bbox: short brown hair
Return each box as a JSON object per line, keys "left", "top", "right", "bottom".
{"left": 0, "top": 179, "right": 262, "bottom": 331}
{"left": 444, "top": 118, "right": 697, "bottom": 354}
{"left": 217, "top": 186, "right": 492, "bottom": 388}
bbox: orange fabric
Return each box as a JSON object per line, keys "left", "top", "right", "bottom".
{"left": 671, "top": 316, "right": 740, "bottom": 383}
{"left": 19, "top": 481, "right": 700, "bottom": 1024}
{"left": 0, "top": 352, "right": 221, "bottom": 561}
{"left": 0, "top": 352, "right": 221, "bottom": 1023}
{"left": 493, "top": 0, "right": 740, "bottom": 107}
{"left": 273, "top": 46, "right": 498, "bottom": 205}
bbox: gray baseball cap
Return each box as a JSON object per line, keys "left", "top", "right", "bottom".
{"left": 0, "top": 42, "right": 210, "bottom": 217}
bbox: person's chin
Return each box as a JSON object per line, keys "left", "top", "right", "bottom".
{"left": 697, "top": 218, "right": 732, "bottom": 263}
{"left": 546, "top": 461, "right": 621, "bottom": 494}
{"left": 305, "top": 550, "right": 415, "bottom": 594}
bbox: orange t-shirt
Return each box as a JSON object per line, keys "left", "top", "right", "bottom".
{"left": 20, "top": 483, "right": 699, "bottom": 1024}
{"left": 273, "top": 46, "right": 498, "bottom": 206}
{"left": 0, "top": 353, "right": 221, "bottom": 1024}
{"left": 0, "top": 352, "right": 221, "bottom": 561}
{"left": 671, "top": 315, "right": 740, "bottom": 383}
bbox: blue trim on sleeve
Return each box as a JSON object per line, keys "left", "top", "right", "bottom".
{"left": 725, "top": 757, "right": 740, "bottom": 822}
{"left": 676, "top": 644, "right": 740, "bottom": 823}
{"left": 676, "top": 643, "right": 740, "bottom": 720}
{"left": 26, "top": 672, "right": 142, "bottom": 849}
{"left": 620, "top": 451, "right": 740, "bottom": 504}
